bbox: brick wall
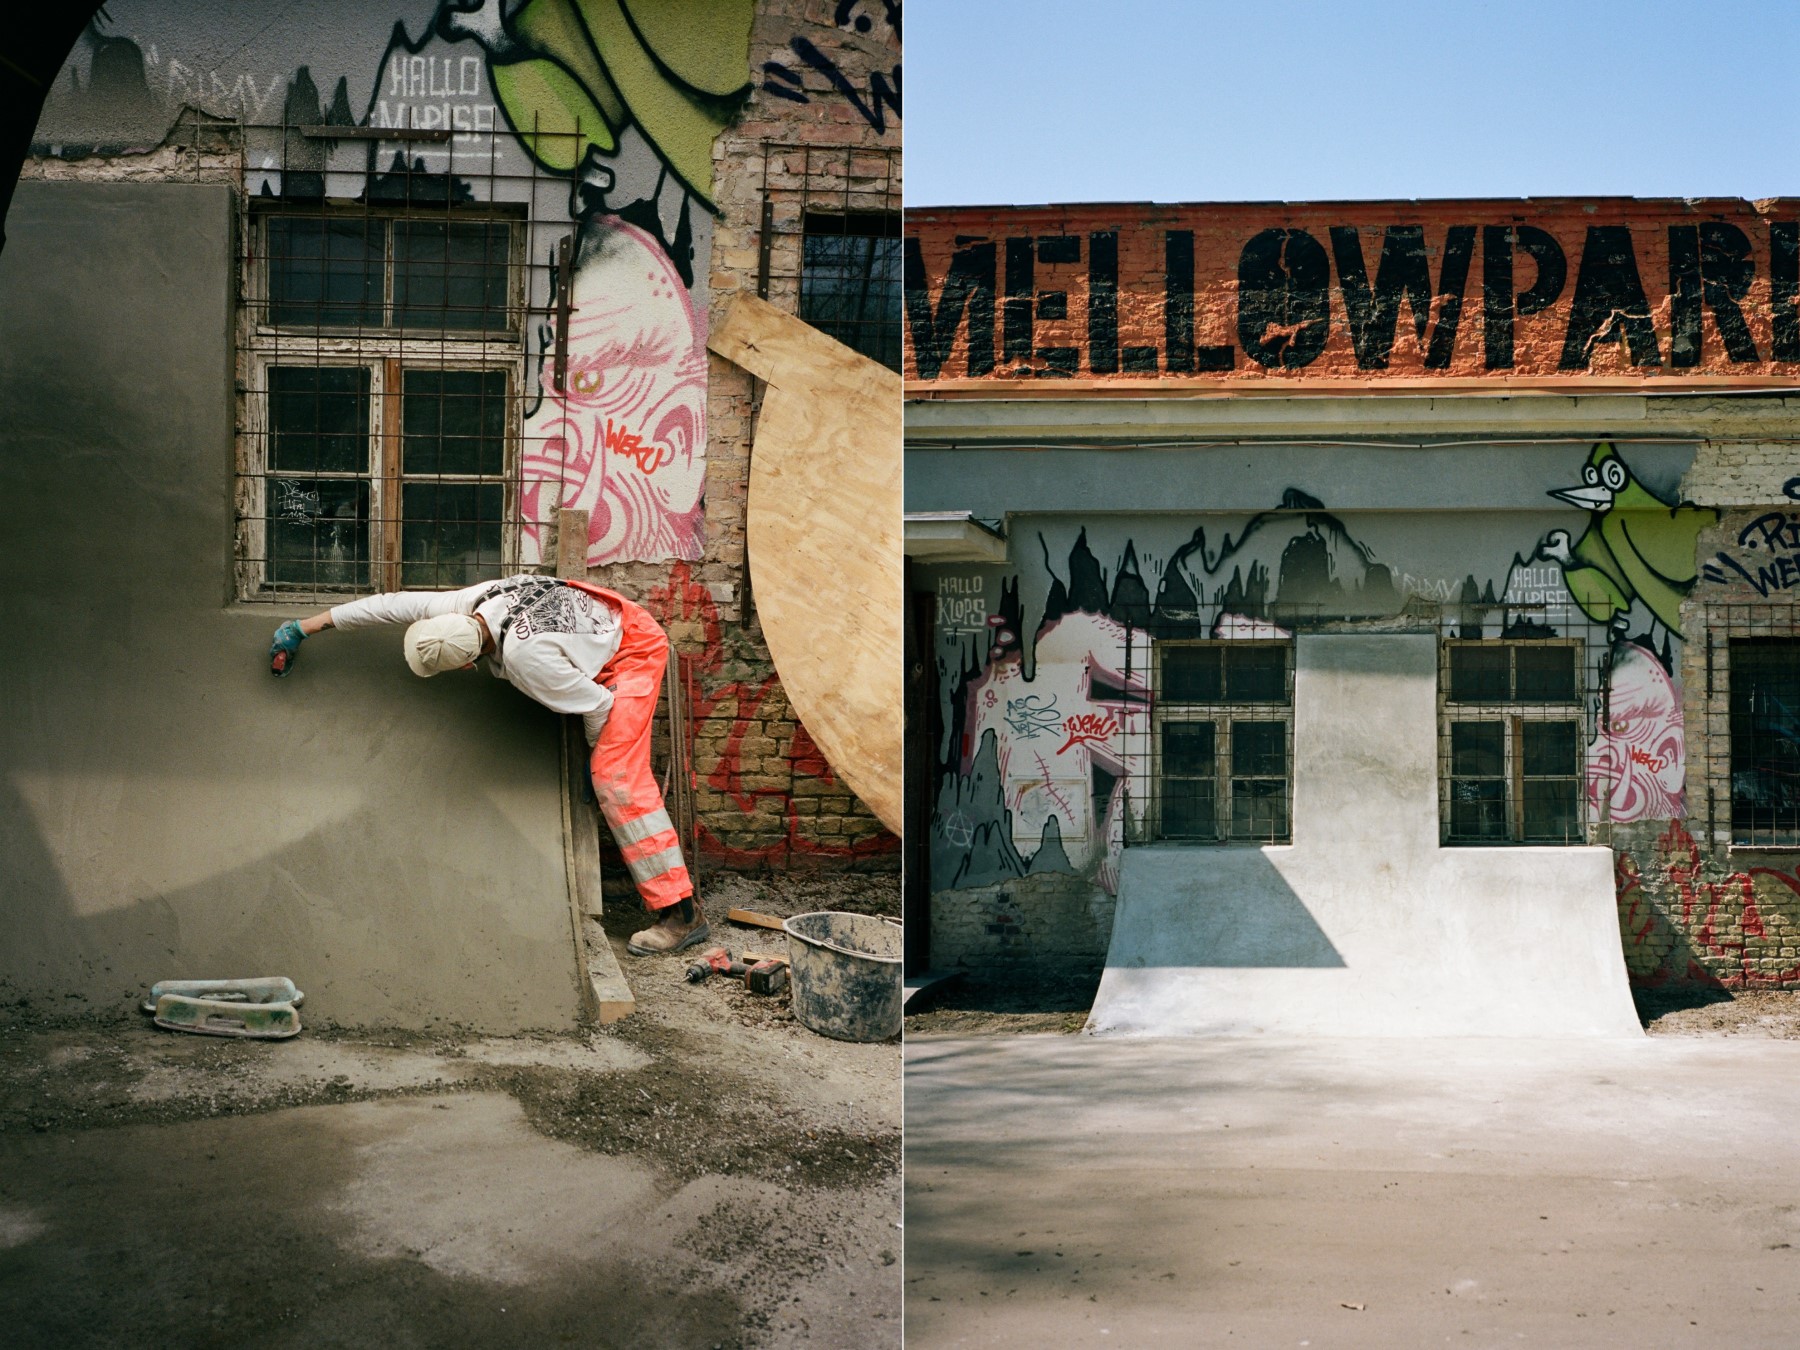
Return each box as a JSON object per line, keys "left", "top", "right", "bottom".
{"left": 928, "top": 871, "right": 1113, "bottom": 980}
{"left": 905, "top": 199, "right": 1800, "bottom": 390}
{"left": 1612, "top": 440, "right": 1800, "bottom": 988}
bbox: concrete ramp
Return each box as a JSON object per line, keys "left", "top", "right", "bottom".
{"left": 1088, "top": 634, "right": 1642, "bottom": 1038}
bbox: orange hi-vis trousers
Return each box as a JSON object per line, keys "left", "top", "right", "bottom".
{"left": 565, "top": 581, "right": 693, "bottom": 911}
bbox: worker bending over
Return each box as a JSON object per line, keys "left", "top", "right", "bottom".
{"left": 268, "top": 574, "right": 706, "bottom": 956}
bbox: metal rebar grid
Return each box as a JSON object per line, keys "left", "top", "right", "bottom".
{"left": 233, "top": 117, "right": 583, "bottom": 605}
{"left": 1099, "top": 603, "right": 1670, "bottom": 851}
{"left": 1437, "top": 616, "right": 1602, "bottom": 846}
{"left": 1132, "top": 636, "right": 1296, "bottom": 846}
{"left": 757, "top": 140, "right": 901, "bottom": 370}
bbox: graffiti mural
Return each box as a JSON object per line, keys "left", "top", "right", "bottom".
{"left": 925, "top": 444, "right": 1728, "bottom": 949}
{"left": 1701, "top": 508, "right": 1800, "bottom": 595}
{"left": 1616, "top": 821, "right": 1800, "bottom": 987}
{"left": 1587, "top": 643, "right": 1686, "bottom": 823}
{"left": 35, "top": 1, "right": 758, "bottom": 569}
{"left": 1540, "top": 442, "right": 1717, "bottom": 639}
{"left": 762, "top": 0, "right": 901, "bottom": 134}
{"left": 519, "top": 220, "right": 709, "bottom": 563}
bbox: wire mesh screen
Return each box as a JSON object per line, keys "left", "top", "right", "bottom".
{"left": 758, "top": 142, "right": 901, "bottom": 370}
{"left": 1439, "top": 633, "right": 1591, "bottom": 845}
{"left": 1100, "top": 604, "right": 1647, "bottom": 850}
{"left": 1130, "top": 638, "right": 1296, "bottom": 846}
{"left": 230, "top": 117, "right": 597, "bottom": 604}
{"left": 1692, "top": 602, "right": 1800, "bottom": 847}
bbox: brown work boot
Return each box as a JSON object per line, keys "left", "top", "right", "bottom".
{"left": 626, "top": 909, "right": 711, "bottom": 956}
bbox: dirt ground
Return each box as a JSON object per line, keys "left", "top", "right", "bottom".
{"left": 0, "top": 873, "right": 900, "bottom": 1350}
{"left": 907, "top": 972, "right": 1800, "bottom": 1039}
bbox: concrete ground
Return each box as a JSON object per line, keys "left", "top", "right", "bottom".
{"left": 0, "top": 876, "right": 900, "bottom": 1350}
{"left": 904, "top": 1024, "right": 1800, "bottom": 1348}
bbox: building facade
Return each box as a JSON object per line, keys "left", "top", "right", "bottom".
{"left": 0, "top": 0, "right": 898, "bottom": 1030}
{"left": 905, "top": 199, "right": 1800, "bottom": 997}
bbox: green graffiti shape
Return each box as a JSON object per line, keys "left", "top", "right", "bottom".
{"left": 1547, "top": 442, "right": 1719, "bottom": 638}
{"left": 488, "top": 0, "right": 753, "bottom": 208}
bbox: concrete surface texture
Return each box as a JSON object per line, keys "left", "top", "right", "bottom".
{"left": 904, "top": 1032, "right": 1800, "bottom": 1348}
{"left": 0, "top": 182, "right": 582, "bottom": 1032}
{"left": 1088, "top": 633, "right": 1642, "bottom": 1037}
{"left": 0, "top": 875, "right": 901, "bottom": 1348}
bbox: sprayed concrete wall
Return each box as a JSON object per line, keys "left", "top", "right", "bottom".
{"left": 25, "top": 0, "right": 901, "bottom": 877}
{"left": 1087, "top": 634, "right": 1638, "bottom": 1038}
{"left": 0, "top": 181, "right": 581, "bottom": 1030}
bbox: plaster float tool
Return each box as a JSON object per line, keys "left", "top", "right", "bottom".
{"left": 140, "top": 977, "right": 306, "bottom": 1040}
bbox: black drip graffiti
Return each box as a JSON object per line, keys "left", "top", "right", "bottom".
{"left": 762, "top": 0, "right": 900, "bottom": 134}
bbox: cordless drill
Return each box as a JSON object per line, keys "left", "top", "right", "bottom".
{"left": 684, "top": 947, "right": 789, "bottom": 995}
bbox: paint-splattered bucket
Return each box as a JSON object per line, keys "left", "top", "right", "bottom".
{"left": 782, "top": 911, "right": 903, "bottom": 1042}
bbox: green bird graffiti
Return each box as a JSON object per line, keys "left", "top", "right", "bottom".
{"left": 1537, "top": 442, "right": 1717, "bottom": 639}
{"left": 444, "top": 0, "right": 755, "bottom": 209}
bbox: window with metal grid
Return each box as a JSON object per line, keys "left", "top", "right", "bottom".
{"left": 1440, "top": 640, "right": 1584, "bottom": 844}
{"left": 242, "top": 203, "right": 522, "bottom": 598}
{"left": 800, "top": 210, "right": 901, "bottom": 371}
{"left": 1153, "top": 642, "right": 1293, "bottom": 843}
{"left": 1730, "top": 638, "right": 1800, "bottom": 845}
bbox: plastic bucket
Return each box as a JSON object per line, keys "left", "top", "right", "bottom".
{"left": 782, "top": 911, "right": 903, "bottom": 1042}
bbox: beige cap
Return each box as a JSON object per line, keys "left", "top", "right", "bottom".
{"left": 403, "top": 614, "right": 483, "bottom": 677}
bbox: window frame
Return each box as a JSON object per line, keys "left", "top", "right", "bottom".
{"left": 798, "top": 208, "right": 902, "bottom": 372}
{"left": 1727, "top": 636, "right": 1800, "bottom": 847}
{"left": 1439, "top": 637, "right": 1587, "bottom": 846}
{"left": 1151, "top": 639, "right": 1295, "bottom": 845}
{"left": 250, "top": 202, "right": 528, "bottom": 341}
{"left": 238, "top": 201, "right": 527, "bottom": 602}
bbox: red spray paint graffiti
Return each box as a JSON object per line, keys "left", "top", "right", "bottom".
{"left": 1616, "top": 820, "right": 1800, "bottom": 987}
{"left": 647, "top": 563, "right": 897, "bottom": 868}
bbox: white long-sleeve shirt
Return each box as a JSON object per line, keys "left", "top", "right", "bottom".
{"left": 331, "top": 576, "right": 624, "bottom": 743}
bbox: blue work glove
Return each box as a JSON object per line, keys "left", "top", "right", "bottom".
{"left": 269, "top": 620, "right": 306, "bottom": 677}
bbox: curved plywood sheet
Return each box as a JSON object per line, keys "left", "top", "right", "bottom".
{"left": 707, "top": 295, "right": 902, "bottom": 835}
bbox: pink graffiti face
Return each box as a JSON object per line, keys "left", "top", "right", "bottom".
{"left": 522, "top": 221, "right": 706, "bottom": 565}
{"left": 1589, "top": 644, "right": 1686, "bottom": 823}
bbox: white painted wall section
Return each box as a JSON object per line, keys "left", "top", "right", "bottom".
{"left": 1089, "top": 633, "right": 1642, "bottom": 1037}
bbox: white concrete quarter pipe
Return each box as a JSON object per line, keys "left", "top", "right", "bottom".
{"left": 1088, "top": 633, "right": 1643, "bottom": 1038}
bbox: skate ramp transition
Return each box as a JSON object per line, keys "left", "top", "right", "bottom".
{"left": 1088, "top": 634, "right": 1642, "bottom": 1038}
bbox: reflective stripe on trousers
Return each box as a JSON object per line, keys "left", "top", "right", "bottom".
{"left": 567, "top": 582, "right": 693, "bottom": 911}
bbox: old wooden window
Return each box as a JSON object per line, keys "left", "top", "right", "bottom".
{"left": 1729, "top": 638, "right": 1800, "bottom": 846}
{"left": 1154, "top": 641, "right": 1293, "bottom": 843}
{"left": 1441, "top": 639, "right": 1584, "bottom": 844}
{"left": 240, "top": 204, "right": 523, "bottom": 598}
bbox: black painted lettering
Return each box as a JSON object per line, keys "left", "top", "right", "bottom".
{"left": 1669, "top": 225, "right": 1703, "bottom": 367}
{"left": 1237, "top": 228, "right": 1331, "bottom": 369}
{"left": 1483, "top": 225, "right": 1565, "bottom": 369}
{"left": 903, "top": 236, "right": 995, "bottom": 379}
{"left": 1673, "top": 222, "right": 1759, "bottom": 365}
{"left": 1482, "top": 226, "right": 1514, "bottom": 368}
{"left": 1034, "top": 235, "right": 1080, "bottom": 376}
{"left": 1701, "top": 222, "right": 1758, "bottom": 362}
{"left": 1330, "top": 225, "right": 1432, "bottom": 369}
{"left": 1329, "top": 224, "right": 1474, "bottom": 370}
{"left": 1424, "top": 226, "right": 1476, "bottom": 368}
{"left": 1164, "top": 229, "right": 1195, "bottom": 373}
{"left": 1774, "top": 223, "right": 1800, "bottom": 361}
{"left": 1003, "top": 237, "right": 1034, "bottom": 364}
{"left": 1559, "top": 226, "right": 1661, "bottom": 369}
{"left": 1088, "top": 230, "right": 1119, "bottom": 374}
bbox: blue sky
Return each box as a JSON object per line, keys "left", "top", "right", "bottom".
{"left": 905, "top": 1, "right": 1800, "bottom": 205}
